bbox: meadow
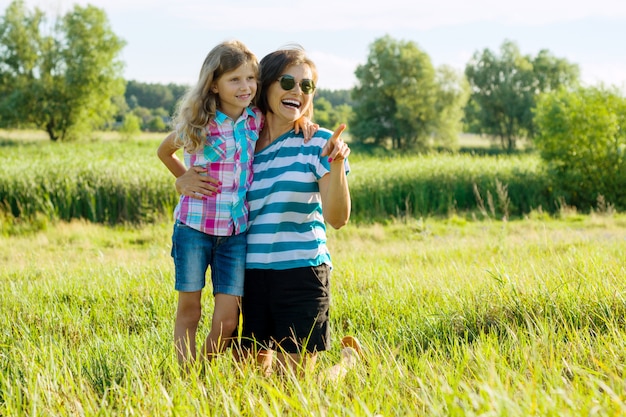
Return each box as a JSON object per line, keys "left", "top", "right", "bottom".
{"left": 2, "top": 132, "right": 626, "bottom": 415}
{"left": 3, "top": 214, "right": 626, "bottom": 415}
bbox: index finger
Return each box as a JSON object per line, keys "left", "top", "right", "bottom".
{"left": 329, "top": 123, "right": 346, "bottom": 143}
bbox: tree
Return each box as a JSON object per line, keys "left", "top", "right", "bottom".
{"left": 313, "top": 96, "right": 354, "bottom": 131}
{"left": 0, "top": 0, "right": 43, "bottom": 128}
{"left": 315, "top": 88, "right": 354, "bottom": 107}
{"left": 125, "top": 80, "right": 187, "bottom": 113}
{"left": 312, "top": 96, "right": 333, "bottom": 128}
{"left": 0, "top": 0, "right": 125, "bottom": 141}
{"left": 433, "top": 65, "right": 470, "bottom": 149}
{"left": 534, "top": 86, "right": 626, "bottom": 211}
{"left": 351, "top": 35, "right": 438, "bottom": 150}
{"left": 351, "top": 35, "right": 467, "bottom": 150}
{"left": 464, "top": 40, "right": 579, "bottom": 151}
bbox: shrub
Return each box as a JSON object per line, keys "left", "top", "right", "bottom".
{"left": 534, "top": 86, "right": 626, "bottom": 211}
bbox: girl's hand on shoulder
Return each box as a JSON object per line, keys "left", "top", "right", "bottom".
{"left": 294, "top": 116, "right": 319, "bottom": 142}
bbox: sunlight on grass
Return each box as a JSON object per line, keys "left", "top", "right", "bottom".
{"left": 2, "top": 216, "right": 626, "bottom": 415}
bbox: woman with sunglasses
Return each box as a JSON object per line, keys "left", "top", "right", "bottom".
{"left": 242, "top": 46, "right": 352, "bottom": 376}
{"left": 176, "top": 46, "right": 353, "bottom": 375}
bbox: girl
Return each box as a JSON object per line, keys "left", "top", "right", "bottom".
{"left": 157, "top": 40, "right": 260, "bottom": 367}
{"left": 157, "top": 40, "right": 316, "bottom": 368}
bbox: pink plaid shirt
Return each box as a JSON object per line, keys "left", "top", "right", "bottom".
{"left": 174, "top": 107, "right": 262, "bottom": 236}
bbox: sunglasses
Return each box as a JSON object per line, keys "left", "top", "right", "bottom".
{"left": 276, "top": 75, "right": 316, "bottom": 94}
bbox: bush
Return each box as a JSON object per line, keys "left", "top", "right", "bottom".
{"left": 119, "top": 114, "right": 141, "bottom": 140}
{"left": 534, "top": 86, "right": 626, "bottom": 211}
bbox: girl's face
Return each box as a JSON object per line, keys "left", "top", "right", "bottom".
{"left": 266, "top": 64, "right": 314, "bottom": 125}
{"left": 212, "top": 62, "right": 257, "bottom": 120}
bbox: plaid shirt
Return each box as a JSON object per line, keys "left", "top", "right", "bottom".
{"left": 174, "top": 107, "right": 262, "bottom": 236}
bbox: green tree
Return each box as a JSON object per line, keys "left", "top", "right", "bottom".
{"left": 131, "top": 106, "right": 152, "bottom": 127}
{"left": 312, "top": 96, "right": 333, "bottom": 128}
{"left": 464, "top": 40, "right": 579, "bottom": 151}
{"left": 0, "top": 0, "right": 125, "bottom": 141}
{"left": 125, "top": 80, "right": 186, "bottom": 113}
{"left": 351, "top": 35, "right": 465, "bottom": 150}
{"left": 147, "top": 116, "right": 167, "bottom": 132}
{"left": 434, "top": 65, "right": 470, "bottom": 149}
{"left": 146, "top": 107, "right": 169, "bottom": 132}
{"left": 351, "top": 35, "right": 437, "bottom": 149}
{"left": 0, "top": 0, "right": 43, "bottom": 128}
{"left": 315, "top": 88, "right": 354, "bottom": 107}
{"left": 534, "top": 86, "right": 626, "bottom": 210}
{"left": 313, "top": 96, "right": 354, "bottom": 131}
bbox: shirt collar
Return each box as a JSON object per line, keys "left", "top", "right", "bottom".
{"left": 215, "top": 107, "right": 255, "bottom": 124}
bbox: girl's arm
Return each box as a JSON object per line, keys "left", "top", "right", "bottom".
{"left": 157, "top": 132, "right": 186, "bottom": 178}
{"left": 294, "top": 116, "right": 319, "bottom": 142}
{"left": 157, "top": 132, "right": 220, "bottom": 199}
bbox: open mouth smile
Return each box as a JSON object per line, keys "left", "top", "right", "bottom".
{"left": 282, "top": 99, "right": 301, "bottom": 109}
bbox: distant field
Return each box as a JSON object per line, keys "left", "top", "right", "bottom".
{"left": 2, "top": 129, "right": 626, "bottom": 415}
{"left": 0, "top": 130, "right": 552, "bottom": 229}
{"left": 0, "top": 129, "right": 166, "bottom": 142}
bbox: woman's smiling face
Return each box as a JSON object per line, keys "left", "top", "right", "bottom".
{"left": 266, "top": 64, "right": 314, "bottom": 124}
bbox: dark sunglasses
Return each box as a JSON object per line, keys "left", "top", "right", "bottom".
{"left": 276, "top": 75, "right": 316, "bottom": 94}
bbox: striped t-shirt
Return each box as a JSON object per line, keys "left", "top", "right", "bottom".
{"left": 174, "top": 106, "right": 262, "bottom": 236}
{"left": 246, "top": 128, "right": 350, "bottom": 270}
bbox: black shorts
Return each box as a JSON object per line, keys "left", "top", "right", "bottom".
{"left": 240, "top": 265, "right": 331, "bottom": 354}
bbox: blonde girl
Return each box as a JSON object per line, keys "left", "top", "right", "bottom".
{"left": 158, "top": 40, "right": 261, "bottom": 367}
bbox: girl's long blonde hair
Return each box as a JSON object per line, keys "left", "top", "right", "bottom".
{"left": 171, "top": 40, "right": 258, "bottom": 153}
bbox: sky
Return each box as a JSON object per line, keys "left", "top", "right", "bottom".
{"left": 3, "top": 0, "right": 626, "bottom": 91}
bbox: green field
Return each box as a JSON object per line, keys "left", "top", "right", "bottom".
{"left": 2, "top": 132, "right": 626, "bottom": 415}
{"left": 2, "top": 215, "right": 626, "bottom": 415}
{"left": 0, "top": 131, "right": 555, "bottom": 231}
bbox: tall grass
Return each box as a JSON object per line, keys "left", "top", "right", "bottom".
{"left": 2, "top": 216, "right": 626, "bottom": 415}
{"left": 0, "top": 134, "right": 556, "bottom": 228}
{"left": 0, "top": 136, "right": 178, "bottom": 226}
{"left": 348, "top": 153, "right": 549, "bottom": 221}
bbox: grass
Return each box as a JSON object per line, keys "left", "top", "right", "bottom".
{"left": 0, "top": 130, "right": 553, "bottom": 227}
{"left": 2, "top": 214, "right": 626, "bottom": 415}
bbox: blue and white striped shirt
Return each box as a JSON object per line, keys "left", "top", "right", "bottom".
{"left": 246, "top": 128, "right": 350, "bottom": 270}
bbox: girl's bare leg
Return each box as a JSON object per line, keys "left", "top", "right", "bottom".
{"left": 174, "top": 291, "right": 202, "bottom": 366}
{"left": 201, "top": 293, "right": 240, "bottom": 360}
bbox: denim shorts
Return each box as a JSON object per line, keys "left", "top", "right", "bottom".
{"left": 171, "top": 220, "right": 246, "bottom": 295}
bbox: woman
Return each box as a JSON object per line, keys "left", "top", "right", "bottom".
{"left": 176, "top": 46, "right": 352, "bottom": 374}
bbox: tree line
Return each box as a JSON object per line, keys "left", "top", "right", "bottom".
{"left": 1, "top": 0, "right": 625, "bottom": 211}
{"left": 0, "top": 1, "right": 586, "bottom": 147}
{"left": 120, "top": 80, "right": 352, "bottom": 137}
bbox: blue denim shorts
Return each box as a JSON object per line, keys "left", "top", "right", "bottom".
{"left": 171, "top": 220, "right": 246, "bottom": 295}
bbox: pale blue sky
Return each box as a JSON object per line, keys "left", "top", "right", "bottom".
{"left": 4, "top": 0, "right": 626, "bottom": 91}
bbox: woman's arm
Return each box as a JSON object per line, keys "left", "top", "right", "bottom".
{"left": 318, "top": 124, "right": 351, "bottom": 229}
{"left": 157, "top": 131, "right": 221, "bottom": 199}
{"left": 175, "top": 167, "right": 220, "bottom": 199}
